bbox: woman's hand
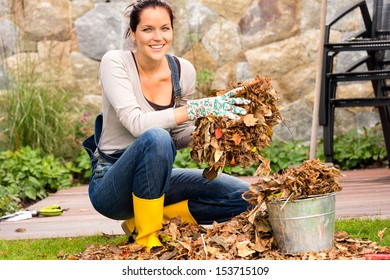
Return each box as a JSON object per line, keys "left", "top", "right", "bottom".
{"left": 186, "top": 87, "right": 250, "bottom": 121}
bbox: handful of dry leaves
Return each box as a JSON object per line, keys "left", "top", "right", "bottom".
{"left": 189, "top": 75, "right": 282, "bottom": 180}
{"left": 244, "top": 159, "right": 344, "bottom": 206}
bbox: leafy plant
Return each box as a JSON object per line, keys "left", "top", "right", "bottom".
{"left": 331, "top": 128, "right": 387, "bottom": 169}
{"left": 0, "top": 185, "right": 20, "bottom": 218}
{"left": 174, "top": 148, "right": 205, "bottom": 169}
{"left": 196, "top": 68, "right": 215, "bottom": 97}
{"left": 262, "top": 138, "right": 310, "bottom": 173}
{"left": 174, "top": 148, "right": 257, "bottom": 175}
{"left": 0, "top": 80, "right": 80, "bottom": 159}
{"left": 0, "top": 146, "right": 73, "bottom": 216}
{"left": 67, "top": 149, "right": 92, "bottom": 185}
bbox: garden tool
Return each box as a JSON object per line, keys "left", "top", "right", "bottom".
{"left": 132, "top": 193, "right": 165, "bottom": 251}
{"left": 0, "top": 205, "right": 64, "bottom": 222}
{"left": 35, "top": 204, "right": 64, "bottom": 216}
{"left": 0, "top": 211, "right": 34, "bottom": 222}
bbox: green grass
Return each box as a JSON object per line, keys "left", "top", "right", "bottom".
{"left": 0, "top": 218, "right": 388, "bottom": 260}
{"left": 0, "top": 235, "right": 127, "bottom": 260}
{"left": 335, "top": 217, "right": 389, "bottom": 245}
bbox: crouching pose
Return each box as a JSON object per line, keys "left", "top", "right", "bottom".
{"left": 83, "top": 0, "right": 252, "bottom": 251}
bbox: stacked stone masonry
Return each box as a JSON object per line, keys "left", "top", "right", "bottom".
{"left": 0, "top": 0, "right": 380, "bottom": 142}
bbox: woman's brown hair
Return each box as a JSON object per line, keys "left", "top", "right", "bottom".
{"left": 124, "top": 0, "right": 175, "bottom": 38}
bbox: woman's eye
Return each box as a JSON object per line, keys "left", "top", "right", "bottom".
{"left": 143, "top": 28, "right": 152, "bottom": 32}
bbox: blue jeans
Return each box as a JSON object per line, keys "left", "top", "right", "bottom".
{"left": 88, "top": 128, "right": 251, "bottom": 224}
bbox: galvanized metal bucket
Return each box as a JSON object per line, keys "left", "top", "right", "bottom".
{"left": 266, "top": 192, "right": 336, "bottom": 255}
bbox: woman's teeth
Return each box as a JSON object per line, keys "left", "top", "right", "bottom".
{"left": 150, "top": 45, "right": 164, "bottom": 49}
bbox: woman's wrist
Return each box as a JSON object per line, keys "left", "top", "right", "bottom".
{"left": 173, "top": 105, "right": 190, "bottom": 124}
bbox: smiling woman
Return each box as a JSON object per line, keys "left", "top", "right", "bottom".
{"left": 82, "top": 0, "right": 252, "bottom": 252}
{"left": 127, "top": 4, "right": 174, "bottom": 107}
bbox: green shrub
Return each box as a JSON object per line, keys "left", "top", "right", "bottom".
{"left": 225, "top": 139, "right": 311, "bottom": 175}
{"left": 173, "top": 147, "right": 205, "bottom": 169}
{"left": 196, "top": 69, "right": 215, "bottom": 97}
{"left": 173, "top": 148, "right": 258, "bottom": 176}
{"left": 262, "top": 139, "right": 310, "bottom": 173}
{"left": 0, "top": 80, "right": 79, "bottom": 159}
{"left": 223, "top": 165, "right": 258, "bottom": 176}
{"left": 0, "top": 146, "right": 73, "bottom": 216}
{"left": 0, "top": 186, "right": 20, "bottom": 218}
{"left": 67, "top": 149, "right": 92, "bottom": 185}
{"left": 332, "top": 128, "right": 387, "bottom": 169}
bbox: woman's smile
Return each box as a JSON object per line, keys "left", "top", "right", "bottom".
{"left": 150, "top": 44, "right": 165, "bottom": 49}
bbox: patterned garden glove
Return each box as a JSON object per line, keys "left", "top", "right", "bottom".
{"left": 187, "top": 87, "right": 250, "bottom": 121}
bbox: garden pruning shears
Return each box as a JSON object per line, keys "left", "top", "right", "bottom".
{"left": 0, "top": 205, "right": 64, "bottom": 222}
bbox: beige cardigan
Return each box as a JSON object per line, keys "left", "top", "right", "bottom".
{"left": 98, "top": 50, "right": 196, "bottom": 154}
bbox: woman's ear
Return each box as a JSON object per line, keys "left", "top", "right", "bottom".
{"left": 130, "top": 31, "right": 137, "bottom": 50}
{"left": 130, "top": 31, "right": 136, "bottom": 43}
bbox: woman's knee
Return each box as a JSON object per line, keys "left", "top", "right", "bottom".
{"left": 139, "top": 128, "right": 176, "bottom": 160}
{"left": 141, "top": 128, "right": 173, "bottom": 148}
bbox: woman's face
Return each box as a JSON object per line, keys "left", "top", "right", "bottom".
{"left": 131, "top": 7, "right": 173, "bottom": 61}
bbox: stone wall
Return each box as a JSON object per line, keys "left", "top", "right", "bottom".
{"left": 0, "top": 0, "right": 381, "bottom": 144}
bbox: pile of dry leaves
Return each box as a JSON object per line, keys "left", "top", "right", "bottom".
{"left": 189, "top": 75, "right": 281, "bottom": 180}
{"left": 66, "top": 160, "right": 389, "bottom": 261}
{"left": 68, "top": 211, "right": 389, "bottom": 260}
{"left": 244, "top": 159, "right": 344, "bottom": 206}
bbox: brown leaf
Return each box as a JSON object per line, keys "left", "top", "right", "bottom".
{"left": 15, "top": 228, "right": 26, "bottom": 233}
{"left": 202, "top": 166, "right": 220, "bottom": 181}
{"left": 176, "top": 240, "right": 192, "bottom": 252}
{"left": 169, "top": 223, "right": 178, "bottom": 240}
{"left": 236, "top": 240, "right": 255, "bottom": 257}
{"left": 252, "top": 242, "right": 268, "bottom": 253}
{"left": 214, "top": 149, "right": 224, "bottom": 163}
{"left": 378, "top": 227, "right": 387, "bottom": 243}
{"left": 159, "top": 249, "right": 178, "bottom": 260}
{"left": 254, "top": 216, "right": 272, "bottom": 233}
{"left": 206, "top": 246, "right": 220, "bottom": 256}
{"left": 243, "top": 114, "right": 258, "bottom": 127}
{"left": 208, "top": 236, "right": 229, "bottom": 251}
{"left": 232, "top": 133, "right": 242, "bottom": 146}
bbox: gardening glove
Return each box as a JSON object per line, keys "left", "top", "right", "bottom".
{"left": 186, "top": 86, "right": 250, "bottom": 121}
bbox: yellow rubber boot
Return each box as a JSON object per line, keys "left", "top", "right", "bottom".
{"left": 163, "top": 200, "right": 197, "bottom": 225}
{"left": 121, "top": 218, "right": 136, "bottom": 237}
{"left": 133, "top": 193, "right": 165, "bottom": 251}
{"left": 122, "top": 200, "right": 197, "bottom": 239}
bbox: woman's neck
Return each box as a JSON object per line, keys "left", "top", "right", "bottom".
{"left": 132, "top": 51, "right": 172, "bottom": 106}
{"left": 133, "top": 51, "right": 166, "bottom": 76}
